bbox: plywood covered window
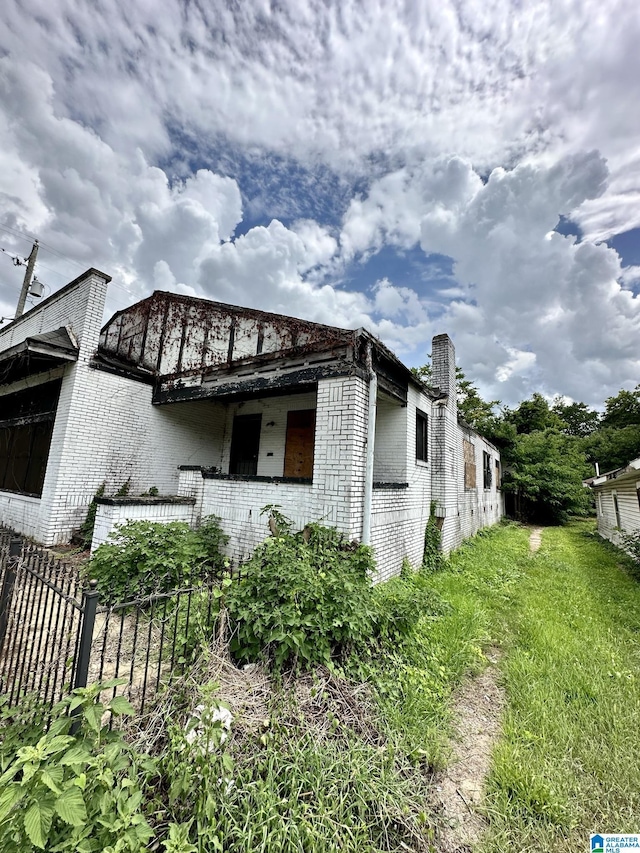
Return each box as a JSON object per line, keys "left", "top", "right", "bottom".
{"left": 284, "top": 409, "right": 315, "bottom": 479}
{"left": 463, "top": 439, "right": 476, "bottom": 489}
{"left": 0, "top": 380, "right": 61, "bottom": 496}
{"left": 229, "top": 413, "right": 262, "bottom": 476}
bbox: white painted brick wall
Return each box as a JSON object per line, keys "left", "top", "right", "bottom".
{"left": 373, "top": 396, "right": 407, "bottom": 482}
{"left": 91, "top": 500, "right": 196, "bottom": 553}
{"left": 1, "top": 270, "right": 110, "bottom": 542}
{"left": 200, "top": 477, "right": 318, "bottom": 561}
{"left": 1, "top": 286, "right": 503, "bottom": 579}
{"left": 0, "top": 493, "right": 41, "bottom": 540}
{"left": 369, "top": 384, "right": 433, "bottom": 580}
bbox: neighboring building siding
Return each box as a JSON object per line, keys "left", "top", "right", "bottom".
{"left": 595, "top": 478, "right": 640, "bottom": 547}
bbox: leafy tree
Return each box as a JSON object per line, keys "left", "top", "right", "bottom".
{"left": 411, "top": 362, "right": 498, "bottom": 429}
{"left": 507, "top": 393, "right": 565, "bottom": 435}
{"left": 581, "top": 424, "right": 640, "bottom": 474}
{"left": 601, "top": 385, "right": 640, "bottom": 429}
{"left": 552, "top": 399, "right": 601, "bottom": 437}
{"left": 502, "top": 429, "right": 592, "bottom": 524}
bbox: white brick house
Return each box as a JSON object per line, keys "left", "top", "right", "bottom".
{"left": 0, "top": 269, "right": 503, "bottom": 581}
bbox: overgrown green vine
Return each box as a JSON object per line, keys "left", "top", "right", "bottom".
{"left": 421, "top": 501, "right": 444, "bottom": 572}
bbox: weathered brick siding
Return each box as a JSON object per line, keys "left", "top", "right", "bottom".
{"left": 1, "top": 279, "right": 503, "bottom": 578}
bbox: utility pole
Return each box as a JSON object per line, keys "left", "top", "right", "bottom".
{"left": 15, "top": 240, "right": 39, "bottom": 319}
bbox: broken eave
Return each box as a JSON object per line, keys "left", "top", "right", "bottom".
{"left": 589, "top": 457, "right": 640, "bottom": 488}
{"left": 0, "top": 328, "right": 78, "bottom": 386}
{"left": 154, "top": 354, "right": 364, "bottom": 404}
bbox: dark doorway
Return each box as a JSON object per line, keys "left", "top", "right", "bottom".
{"left": 229, "top": 413, "right": 262, "bottom": 476}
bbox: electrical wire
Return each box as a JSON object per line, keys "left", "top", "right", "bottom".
{"left": 0, "top": 246, "right": 24, "bottom": 266}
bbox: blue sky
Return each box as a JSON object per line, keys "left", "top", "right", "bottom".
{"left": 0, "top": 0, "right": 639, "bottom": 407}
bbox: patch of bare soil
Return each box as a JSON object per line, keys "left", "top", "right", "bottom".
{"left": 529, "top": 527, "right": 543, "bottom": 553}
{"left": 433, "top": 650, "right": 505, "bottom": 853}
{"left": 46, "top": 546, "right": 92, "bottom": 573}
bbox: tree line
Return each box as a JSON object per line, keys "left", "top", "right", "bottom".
{"left": 413, "top": 363, "right": 640, "bottom": 524}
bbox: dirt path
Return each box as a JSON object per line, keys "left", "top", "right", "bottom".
{"left": 432, "top": 528, "right": 545, "bottom": 849}
{"left": 529, "top": 527, "right": 543, "bottom": 552}
{"left": 433, "top": 650, "right": 505, "bottom": 852}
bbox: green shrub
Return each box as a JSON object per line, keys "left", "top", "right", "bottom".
{"left": 370, "top": 571, "right": 435, "bottom": 644}
{"left": 195, "top": 515, "right": 230, "bottom": 573}
{"left": 88, "top": 517, "right": 228, "bottom": 604}
{"left": 0, "top": 681, "right": 155, "bottom": 852}
{"left": 225, "top": 521, "right": 376, "bottom": 669}
{"left": 620, "top": 528, "right": 640, "bottom": 565}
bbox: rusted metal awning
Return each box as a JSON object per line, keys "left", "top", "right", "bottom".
{"left": 0, "top": 327, "right": 78, "bottom": 385}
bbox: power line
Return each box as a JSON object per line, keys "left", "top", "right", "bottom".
{"left": 1, "top": 227, "right": 143, "bottom": 305}
{"left": 0, "top": 224, "right": 85, "bottom": 271}
{"left": 0, "top": 246, "right": 24, "bottom": 266}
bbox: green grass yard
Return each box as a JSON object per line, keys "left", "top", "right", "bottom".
{"left": 376, "top": 520, "right": 640, "bottom": 852}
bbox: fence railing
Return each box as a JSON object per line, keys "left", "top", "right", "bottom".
{"left": 0, "top": 530, "right": 229, "bottom": 714}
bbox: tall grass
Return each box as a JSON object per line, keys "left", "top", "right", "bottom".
{"left": 370, "top": 523, "right": 529, "bottom": 768}
{"left": 370, "top": 520, "right": 640, "bottom": 852}
{"left": 481, "top": 522, "right": 640, "bottom": 852}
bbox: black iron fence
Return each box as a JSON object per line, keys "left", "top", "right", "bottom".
{"left": 0, "top": 530, "right": 228, "bottom": 713}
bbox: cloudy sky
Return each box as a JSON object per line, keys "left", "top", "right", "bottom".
{"left": 1, "top": 0, "right": 639, "bottom": 407}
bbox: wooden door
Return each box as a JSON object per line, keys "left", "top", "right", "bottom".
{"left": 284, "top": 409, "right": 315, "bottom": 479}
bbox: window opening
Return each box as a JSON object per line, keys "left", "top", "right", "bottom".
{"left": 483, "top": 451, "right": 492, "bottom": 490}
{"left": 415, "top": 410, "right": 428, "bottom": 462}
{"left": 612, "top": 491, "right": 621, "bottom": 528}
{"left": 0, "top": 380, "right": 61, "bottom": 496}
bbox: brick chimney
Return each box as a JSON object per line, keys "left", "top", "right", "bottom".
{"left": 431, "top": 333, "right": 457, "bottom": 415}
{"left": 430, "top": 333, "right": 459, "bottom": 553}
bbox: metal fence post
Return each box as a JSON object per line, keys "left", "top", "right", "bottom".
{"left": 0, "top": 538, "right": 21, "bottom": 653}
{"left": 73, "top": 579, "right": 99, "bottom": 691}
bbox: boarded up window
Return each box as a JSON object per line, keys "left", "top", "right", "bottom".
{"left": 229, "top": 414, "right": 262, "bottom": 476}
{"left": 463, "top": 439, "right": 476, "bottom": 489}
{"left": 284, "top": 409, "right": 315, "bottom": 479}
{"left": 495, "top": 459, "right": 501, "bottom": 489}
{"left": 0, "top": 380, "right": 61, "bottom": 496}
